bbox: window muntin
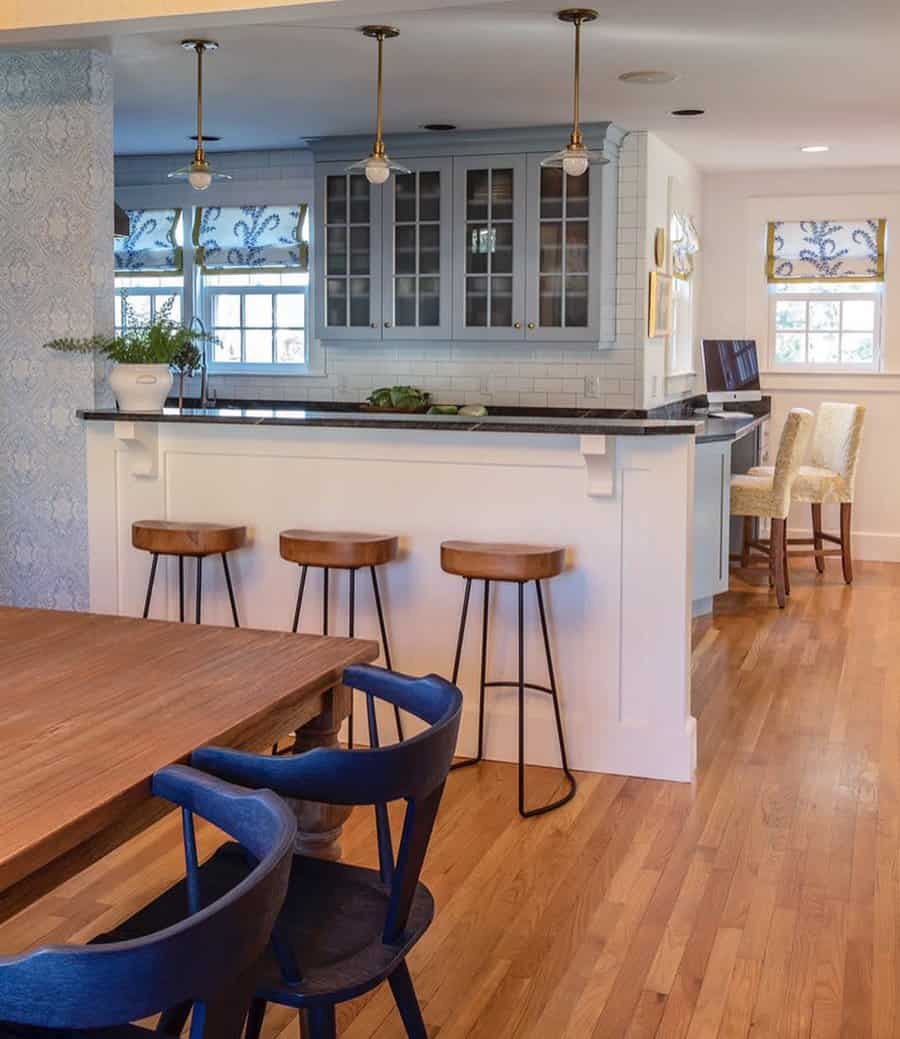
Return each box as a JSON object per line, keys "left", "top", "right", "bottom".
{"left": 770, "top": 282, "right": 882, "bottom": 370}
{"left": 114, "top": 275, "right": 184, "bottom": 334}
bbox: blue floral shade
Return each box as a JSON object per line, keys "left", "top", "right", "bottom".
{"left": 114, "top": 209, "right": 183, "bottom": 274}
{"left": 671, "top": 210, "right": 700, "bottom": 280}
{"left": 767, "top": 219, "right": 886, "bottom": 283}
{"left": 194, "top": 205, "right": 309, "bottom": 272}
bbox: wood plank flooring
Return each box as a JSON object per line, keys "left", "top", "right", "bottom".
{"left": 2, "top": 560, "right": 899, "bottom": 1037}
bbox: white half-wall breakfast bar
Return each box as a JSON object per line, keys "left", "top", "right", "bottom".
{"left": 81, "top": 408, "right": 703, "bottom": 782}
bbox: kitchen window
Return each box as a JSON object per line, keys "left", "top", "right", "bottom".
{"left": 202, "top": 271, "right": 308, "bottom": 370}
{"left": 770, "top": 283, "right": 882, "bottom": 370}
{"left": 113, "top": 204, "right": 314, "bottom": 375}
{"left": 766, "top": 218, "right": 886, "bottom": 371}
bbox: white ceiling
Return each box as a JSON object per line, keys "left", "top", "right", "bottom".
{"left": 99, "top": 0, "right": 900, "bottom": 170}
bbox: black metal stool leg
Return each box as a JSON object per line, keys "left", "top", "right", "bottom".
{"left": 450, "top": 578, "right": 479, "bottom": 772}
{"left": 221, "top": 553, "right": 239, "bottom": 627}
{"left": 322, "top": 566, "right": 329, "bottom": 635}
{"left": 178, "top": 556, "right": 185, "bottom": 623}
{"left": 520, "top": 579, "right": 577, "bottom": 819}
{"left": 291, "top": 565, "right": 308, "bottom": 633}
{"left": 142, "top": 553, "right": 159, "bottom": 619}
{"left": 195, "top": 556, "right": 203, "bottom": 625}
{"left": 370, "top": 565, "right": 404, "bottom": 742}
{"left": 517, "top": 581, "right": 527, "bottom": 815}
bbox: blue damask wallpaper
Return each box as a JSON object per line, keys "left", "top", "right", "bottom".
{"left": 0, "top": 50, "right": 114, "bottom": 609}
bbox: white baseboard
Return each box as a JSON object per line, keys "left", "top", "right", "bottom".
{"left": 788, "top": 527, "right": 900, "bottom": 563}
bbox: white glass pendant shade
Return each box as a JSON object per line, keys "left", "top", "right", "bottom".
{"left": 540, "top": 143, "right": 608, "bottom": 176}
{"left": 167, "top": 157, "right": 232, "bottom": 190}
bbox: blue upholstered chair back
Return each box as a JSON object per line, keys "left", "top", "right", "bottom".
{"left": 191, "top": 665, "right": 462, "bottom": 944}
{"left": 0, "top": 765, "right": 296, "bottom": 1038}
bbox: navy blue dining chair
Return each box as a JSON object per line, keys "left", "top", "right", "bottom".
{"left": 0, "top": 765, "right": 295, "bottom": 1039}
{"left": 101, "top": 665, "right": 462, "bottom": 1039}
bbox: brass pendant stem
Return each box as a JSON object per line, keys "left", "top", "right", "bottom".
{"left": 374, "top": 32, "right": 384, "bottom": 155}
{"left": 572, "top": 16, "right": 581, "bottom": 139}
{"left": 195, "top": 44, "right": 204, "bottom": 156}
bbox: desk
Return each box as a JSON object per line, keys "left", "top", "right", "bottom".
{"left": 0, "top": 607, "right": 378, "bottom": 924}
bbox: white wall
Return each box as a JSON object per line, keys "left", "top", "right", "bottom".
{"left": 701, "top": 166, "right": 900, "bottom": 560}
{"left": 116, "top": 136, "right": 646, "bottom": 411}
{"left": 640, "top": 133, "right": 704, "bottom": 409}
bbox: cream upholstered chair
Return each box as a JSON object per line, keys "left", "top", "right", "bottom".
{"left": 731, "top": 408, "right": 814, "bottom": 608}
{"left": 747, "top": 402, "right": 865, "bottom": 584}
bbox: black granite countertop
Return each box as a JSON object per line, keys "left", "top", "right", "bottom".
{"left": 77, "top": 402, "right": 769, "bottom": 442}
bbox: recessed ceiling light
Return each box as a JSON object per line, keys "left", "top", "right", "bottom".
{"left": 670, "top": 108, "right": 705, "bottom": 117}
{"left": 421, "top": 123, "right": 457, "bottom": 132}
{"left": 619, "top": 70, "right": 678, "bottom": 85}
{"left": 800, "top": 144, "right": 829, "bottom": 153}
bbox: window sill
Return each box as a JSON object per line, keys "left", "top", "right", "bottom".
{"left": 761, "top": 368, "right": 900, "bottom": 394}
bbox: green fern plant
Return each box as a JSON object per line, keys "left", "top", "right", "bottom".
{"left": 44, "top": 295, "right": 216, "bottom": 368}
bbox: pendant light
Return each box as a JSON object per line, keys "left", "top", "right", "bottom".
{"left": 347, "top": 26, "right": 410, "bottom": 185}
{"left": 168, "top": 40, "right": 232, "bottom": 191}
{"left": 542, "top": 9, "right": 608, "bottom": 177}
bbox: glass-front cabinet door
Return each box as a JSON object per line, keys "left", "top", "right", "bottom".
{"left": 381, "top": 158, "right": 452, "bottom": 339}
{"left": 452, "top": 155, "right": 527, "bottom": 340}
{"left": 315, "top": 162, "right": 382, "bottom": 340}
{"left": 524, "top": 158, "right": 607, "bottom": 342}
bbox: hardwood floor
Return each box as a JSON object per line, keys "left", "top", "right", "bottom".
{"left": 3, "top": 560, "right": 899, "bottom": 1037}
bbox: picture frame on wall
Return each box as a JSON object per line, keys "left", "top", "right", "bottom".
{"left": 648, "top": 271, "right": 674, "bottom": 337}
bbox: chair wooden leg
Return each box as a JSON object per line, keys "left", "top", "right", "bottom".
{"left": 244, "top": 998, "right": 266, "bottom": 1039}
{"left": 840, "top": 502, "right": 854, "bottom": 584}
{"left": 740, "top": 516, "right": 752, "bottom": 567}
{"left": 771, "top": 518, "right": 787, "bottom": 608}
{"left": 305, "top": 1005, "right": 336, "bottom": 1039}
{"left": 811, "top": 503, "right": 825, "bottom": 574}
{"left": 389, "top": 961, "right": 428, "bottom": 1039}
{"left": 783, "top": 527, "right": 791, "bottom": 598}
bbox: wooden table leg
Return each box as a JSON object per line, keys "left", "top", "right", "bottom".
{"left": 288, "top": 684, "right": 352, "bottom": 861}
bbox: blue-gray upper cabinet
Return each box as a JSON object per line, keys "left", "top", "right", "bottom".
{"left": 452, "top": 155, "right": 528, "bottom": 341}
{"left": 312, "top": 124, "right": 624, "bottom": 345}
{"left": 524, "top": 156, "right": 617, "bottom": 343}
{"left": 381, "top": 158, "right": 453, "bottom": 340}
{"left": 314, "top": 158, "right": 453, "bottom": 341}
{"left": 315, "top": 162, "right": 383, "bottom": 341}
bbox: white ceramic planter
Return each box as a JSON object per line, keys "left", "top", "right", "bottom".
{"left": 108, "top": 364, "right": 173, "bottom": 412}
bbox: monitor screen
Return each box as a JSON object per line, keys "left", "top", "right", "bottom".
{"left": 702, "top": 339, "right": 761, "bottom": 393}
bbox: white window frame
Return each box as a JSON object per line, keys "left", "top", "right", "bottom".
{"left": 767, "top": 285, "right": 883, "bottom": 373}
{"left": 202, "top": 281, "right": 310, "bottom": 375}
{"left": 667, "top": 276, "right": 696, "bottom": 377}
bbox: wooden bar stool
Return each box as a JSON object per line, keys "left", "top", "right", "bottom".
{"left": 441, "top": 540, "right": 576, "bottom": 818}
{"left": 279, "top": 529, "right": 404, "bottom": 744}
{"left": 133, "top": 520, "right": 246, "bottom": 626}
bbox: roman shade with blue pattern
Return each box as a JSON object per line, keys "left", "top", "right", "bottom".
{"left": 114, "top": 209, "right": 183, "bottom": 275}
{"left": 767, "top": 219, "right": 886, "bottom": 283}
{"left": 193, "top": 205, "right": 309, "bottom": 273}
{"left": 671, "top": 210, "right": 700, "bottom": 280}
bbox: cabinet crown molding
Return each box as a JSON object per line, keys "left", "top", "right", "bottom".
{"left": 308, "top": 122, "right": 627, "bottom": 162}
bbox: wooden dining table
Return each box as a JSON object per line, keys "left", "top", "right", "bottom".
{"left": 0, "top": 606, "right": 378, "bottom": 925}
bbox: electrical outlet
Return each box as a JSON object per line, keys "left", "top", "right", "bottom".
{"left": 583, "top": 375, "right": 602, "bottom": 398}
{"left": 651, "top": 375, "right": 659, "bottom": 400}
{"left": 480, "top": 377, "right": 490, "bottom": 394}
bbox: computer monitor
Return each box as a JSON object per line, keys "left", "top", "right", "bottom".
{"left": 701, "top": 339, "right": 762, "bottom": 404}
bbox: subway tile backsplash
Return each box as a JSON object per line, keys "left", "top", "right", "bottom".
{"left": 117, "top": 132, "right": 645, "bottom": 410}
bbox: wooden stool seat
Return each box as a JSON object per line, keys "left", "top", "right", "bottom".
{"left": 132, "top": 520, "right": 247, "bottom": 558}
{"left": 280, "top": 530, "right": 399, "bottom": 570}
{"left": 441, "top": 541, "right": 565, "bottom": 583}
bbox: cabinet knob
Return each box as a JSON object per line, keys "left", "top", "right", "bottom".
{"left": 527, "top": 322, "right": 536, "bottom": 330}
{"left": 514, "top": 321, "right": 522, "bottom": 329}
{"left": 384, "top": 321, "right": 393, "bottom": 328}
{"left": 370, "top": 322, "right": 377, "bottom": 329}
